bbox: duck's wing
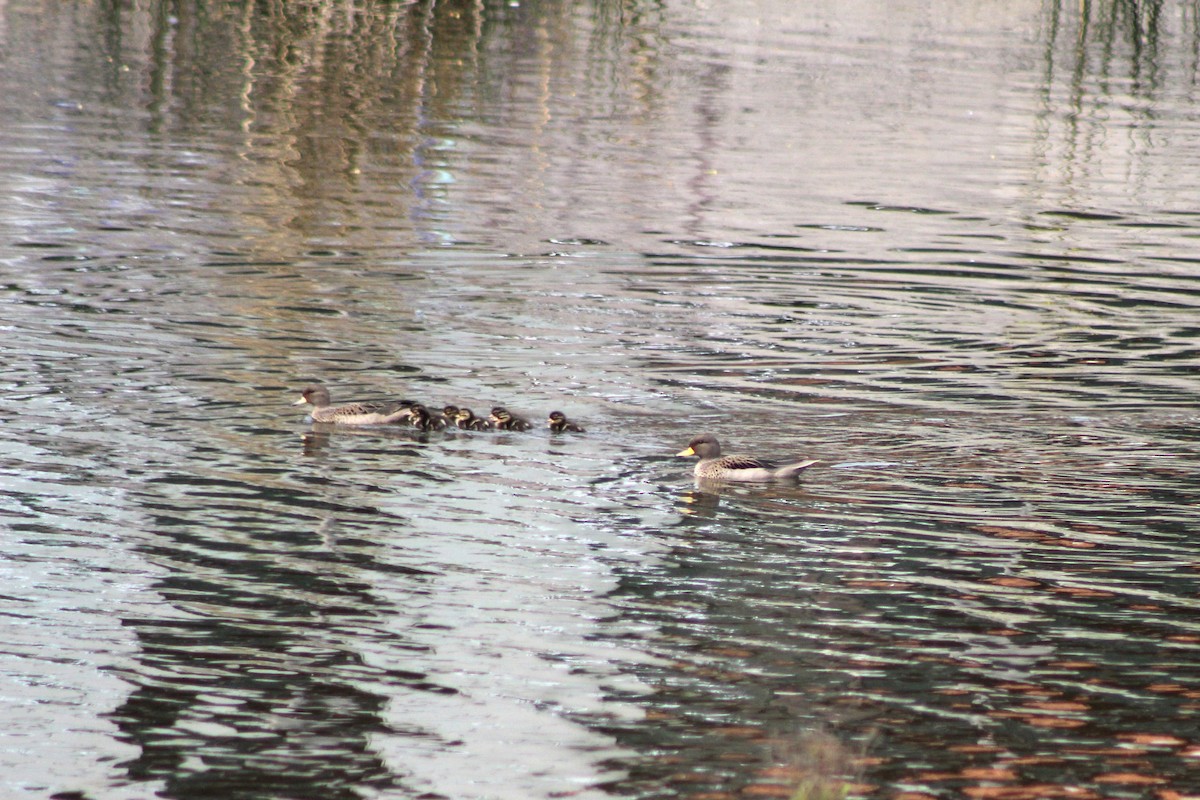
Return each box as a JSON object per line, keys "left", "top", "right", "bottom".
{"left": 330, "top": 399, "right": 414, "bottom": 422}
{"left": 335, "top": 401, "right": 385, "bottom": 415}
{"left": 719, "top": 455, "right": 776, "bottom": 471}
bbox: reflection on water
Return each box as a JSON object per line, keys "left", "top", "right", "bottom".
{"left": 2, "top": 0, "right": 1200, "bottom": 799}
{"left": 606, "top": 411, "right": 1200, "bottom": 797}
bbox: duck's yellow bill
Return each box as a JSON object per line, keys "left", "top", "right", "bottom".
{"left": 292, "top": 396, "right": 308, "bottom": 405}
{"left": 676, "top": 446, "right": 695, "bottom": 456}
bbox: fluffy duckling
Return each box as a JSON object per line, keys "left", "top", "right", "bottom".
{"left": 406, "top": 403, "right": 448, "bottom": 432}
{"left": 547, "top": 411, "right": 586, "bottom": 433}
{"left": 453, "top": 407, "right": 492, "bottom": 431}
{"left": 676, "top": 433, "right": 818, "bottom": 482}
{"left": 293, "top": 385, "right": 413, "bottom": 425}
{"left": 490, "top": 406, "right": 533, "bottom": 432}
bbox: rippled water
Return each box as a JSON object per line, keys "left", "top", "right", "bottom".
{"left": 2, "top": 1, "right": 1200, "bottom": 799}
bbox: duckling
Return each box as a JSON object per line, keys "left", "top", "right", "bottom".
{"left": 489, "top": 406, "right": 533, "bottom": 432}
{"left": 293, "top": 385, "right": 413, "bottom": 425}
{"left": 442, "top": 404, "right": 460, "bottom": 423}
{"left": 453, "top": 407, "right": 492, "bottom": 431}
{"left": 406, "top": 402, "right": 448, "bottom": 432}
{"left": 547, "top": 411, "right": 586, "bottom": 433}
{"left": 676, "top": 433, "right": 818, "bottom": 482}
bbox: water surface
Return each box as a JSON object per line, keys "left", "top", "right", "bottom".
{"left": 2, "top": 1, "right": 1199, "bottom": 799}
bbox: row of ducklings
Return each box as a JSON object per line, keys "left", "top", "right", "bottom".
{"left": 294, "top": 385, "right": 585, "bottom": 433}
{"left": 296, "top": 387, "right": 823, "bottom": 483}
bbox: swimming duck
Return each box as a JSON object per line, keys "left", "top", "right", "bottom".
{"left": 453, "top": 407, "right": 492, "bottom": 431}
{"left": 676, "top": 434, "right": 818, "bottom": 482}
{"left": 490, "top": 406, "right": 533, "bottom": 432}
{"left": 547, "top": 411, "right": 586, "bottom": 433}
{"left": 293, "top": 385, "right": 413, "bottom": 425}
{"left": 406, "top": 403, "right": 448, "bottom": 431}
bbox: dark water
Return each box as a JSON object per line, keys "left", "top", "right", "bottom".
{"left": 2, "top": 1, "right": 1200, "bottom": 799}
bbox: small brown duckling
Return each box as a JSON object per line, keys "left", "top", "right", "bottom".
{"left": 547, "top": 411, "right": 586, "bottom": 433}
{"left": 490, "top": 406, "right": 533, "bottom": 432}
{"left": 406, "top": 403, "right": 448, "bottom": 432}
{"left": 453, "top": 407, "right": 492, "bottom": 431}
